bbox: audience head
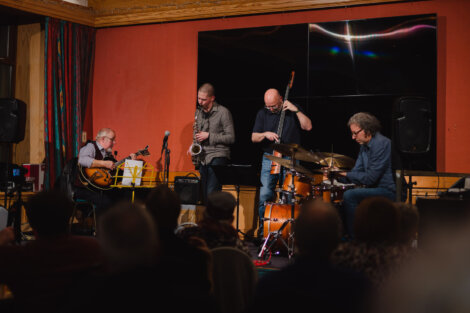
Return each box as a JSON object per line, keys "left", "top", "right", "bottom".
{"left": 204, "top": 191, "right": 236, "bottom": 222}
{"left": 395, "top": 202, "right": 419, "bottom": 245}
{"left": 98, "top": 201, "right": 158, "bottom": 272}
{"left": 294, "top": 199, "right": 342, "bottom": 259}
{"left": 25, "top": 190, "right": 73, "bottom": 237}
{"left": 145, "top": 184, "right": 181, "bottom": 235}
{"left": 354, "top": 197, "right": 400, "bottom": 245}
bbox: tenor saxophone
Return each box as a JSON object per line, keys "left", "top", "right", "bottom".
{"left": 190, "top": 109, "right": 202, "bottom": 166}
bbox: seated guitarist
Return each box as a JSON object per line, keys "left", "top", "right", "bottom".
{"left": 75, "top": 128, "right": 135, "bottom": 215}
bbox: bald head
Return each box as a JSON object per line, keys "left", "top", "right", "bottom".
{"left": 264, "top": 88, "right": 283, "bottom": 113}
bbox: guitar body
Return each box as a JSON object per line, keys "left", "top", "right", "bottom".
{"left": 78, "top": 145, "right": 150, "bottom": 190}
{"left": 82, "top": 167, "right": 114, "bottom": 187}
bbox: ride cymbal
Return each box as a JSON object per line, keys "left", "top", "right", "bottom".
{"left": 313, "top": 152, "right": 355, "bottom": 169}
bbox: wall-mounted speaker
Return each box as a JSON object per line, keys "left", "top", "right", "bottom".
{"left": 0, "top": 98, "right": 27, "bottom": 143}
{"left": 174, "top": 176, "right": 200, "bottom": 204}
{"left": 393, "top": 96, "right": 431, "bottom": 154}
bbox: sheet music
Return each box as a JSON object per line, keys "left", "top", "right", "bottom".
{"left": 122, "top": 159, "right": 143, "bottom": 186}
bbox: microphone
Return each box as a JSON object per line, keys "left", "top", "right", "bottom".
{"left": 161, "top": 130, "right": 170, "bottom": 155}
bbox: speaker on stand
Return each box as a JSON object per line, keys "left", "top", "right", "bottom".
{"left": 393, "top": 96, "right": 432, "bottom": 203}
{"left": 0, "top": 98, "right": 26, "bottom": 144}
{"left": 0, "top": 98, "right": 27, "bottom": 241}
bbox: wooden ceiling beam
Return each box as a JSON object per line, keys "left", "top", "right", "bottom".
{"left": 0, "top": 0, "right": 94, "bottom": 26}
{"left": 1, "top": 0, "right": 410, "bottom": 27}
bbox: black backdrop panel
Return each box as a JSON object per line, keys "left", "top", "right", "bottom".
{"left": 198, "top": 24, "right": 309, "bottom": 169}
{"left": 197, "top": 14, "right": 437, "bottom": 171}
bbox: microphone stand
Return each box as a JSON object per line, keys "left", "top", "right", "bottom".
{"left": 163, "top": 145, "right": 170, "bottom": 186}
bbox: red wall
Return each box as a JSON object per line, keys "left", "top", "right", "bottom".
{"left": 92, "top": 0, "right": 470, "bottom": 173}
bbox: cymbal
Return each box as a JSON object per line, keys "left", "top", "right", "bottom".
{"left": 266, "top": 155, "right": 313, "bottom": 175}
{"left": 271, "top": 143, "right": 323, "bottom": 163}
{"left": 309, "top": 168, "right": 345, "bottom": 174}
{"left": 314, "top": 152, "right": 355, "bottom": 169}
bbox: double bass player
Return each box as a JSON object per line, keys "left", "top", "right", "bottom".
{"left": 251, "top": 88, "right": 312, "bottom": 239}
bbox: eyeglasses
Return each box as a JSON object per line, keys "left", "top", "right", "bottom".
{"left": 265, "top": 102, "right": 282, "bottom": 111}
{"left": 103, "top": 136, "right": 116, "bottom": 142}
{"left": 351, "top": 129, "right": 363, "bottom": 137}
{"left": 265, "top": 105, "right": 277, "bottom": 110}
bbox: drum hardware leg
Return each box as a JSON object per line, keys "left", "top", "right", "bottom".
{"left": 257, "top": 218, "right": 292, "bottom": 260}
{"left": 287, "top": 230, "right": 295, "bottom": 261}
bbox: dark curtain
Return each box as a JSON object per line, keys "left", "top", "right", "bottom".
{"left": 44, "top": 17, "right": 95, "bottom": 189}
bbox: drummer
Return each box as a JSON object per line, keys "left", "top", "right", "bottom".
{"left": 328, "top": 112, "right": 396, "bottom": 238}
{"left": 251, "top": 88, "right": 312, "bottom": 240}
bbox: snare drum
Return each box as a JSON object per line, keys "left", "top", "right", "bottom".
{"left": 311, "top": 184, "right": 333, "bottom": 202}
{"left": 330, "top": 185, "right": 355, "bottom": 202}
{"left": 282, "top": 172, "right": 311, "bottom": 199}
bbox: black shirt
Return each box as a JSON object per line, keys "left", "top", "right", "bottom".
{"left": 252, "top": 104, "right": 303, "bottom": 153}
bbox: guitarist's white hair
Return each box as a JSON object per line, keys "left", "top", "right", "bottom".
{"left": 96, "top": 128, "right": 115, "bottom": 140}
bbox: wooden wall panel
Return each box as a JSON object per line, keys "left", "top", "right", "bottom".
{"left": 14, "top": 24, "right": 34, "bottom": 165}
{"left": 13, "top": 23, "right": 44, "bottom": 166}
{"left": 29, "top": 28, "right": 45, "bottom": 164}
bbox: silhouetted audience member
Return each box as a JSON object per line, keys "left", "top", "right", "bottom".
{"left": 0, "top": 190, "right": 104, "bottom": 313}
{"left": 375, "top": 216, "right": 470, "bottom": 313}
{"left": 250, "top": 199, "right": 371, "bottom": 313}
{"left": 145, "top": 185, "right": 214, "bottom": 312}
{"left": 68, "top": 201, "right": 160, "bottom": 312}
{"left": 331, "top": 196, "right": 415, "bottom": 288}
{"left": 179, "top": 191, "right": 250, "bottom": 255}
{"left": 395, "top": 202, "right": 419, "bottom": 246}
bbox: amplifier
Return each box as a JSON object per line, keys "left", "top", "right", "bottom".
{"left": 174, "top": 176, "right": 200, "bottom": 204}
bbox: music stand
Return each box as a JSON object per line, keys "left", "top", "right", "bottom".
{"left": 211, "top": 164, "right": 260, "bottom": 236}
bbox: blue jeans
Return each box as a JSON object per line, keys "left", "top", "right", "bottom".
{"left": 342, "top": 187, "right": 396, "bottom": 238}
{"left": 257, "top": 153, "right": 287, "bottom": 237}
{"left": 199, "top": 157, "right": 229, "bottom": 205}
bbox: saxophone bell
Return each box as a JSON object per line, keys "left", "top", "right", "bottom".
{"left": 190, "top": 142, "right": 202, "bottom": 156}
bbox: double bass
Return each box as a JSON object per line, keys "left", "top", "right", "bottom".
{"left": 270, "top": 71, "right": 295, "bottom": 174}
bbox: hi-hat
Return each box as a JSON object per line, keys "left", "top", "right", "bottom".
{"left": 266, "top": 155, "right": 313, "bottom": 175}
{"left": 271, "top": 143, "right": 323, "bottom": 163}
{"left": 314, "top": 152, "right": 355, "bottom": 169}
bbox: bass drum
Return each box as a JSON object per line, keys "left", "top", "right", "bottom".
{"left": 263, "top": 203, "right": 300, "bottom": 243}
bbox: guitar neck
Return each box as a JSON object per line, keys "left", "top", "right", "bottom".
{"left": 114, "top": 153, "right": 141, "bottom": 167}
{"left": 112, "top": 146, "right": 149, "bottom": 168}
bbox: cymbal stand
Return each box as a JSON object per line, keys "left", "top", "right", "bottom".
{"left": 258, "top": 156, "right": 297, "bottom": 262}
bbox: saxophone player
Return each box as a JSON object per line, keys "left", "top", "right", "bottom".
{"left": 191, "top": 83, "right": 235, "bottom": 204}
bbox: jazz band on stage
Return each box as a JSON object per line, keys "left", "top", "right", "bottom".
{"left": 78, "top": 80, "right": 396, "bottom": 245}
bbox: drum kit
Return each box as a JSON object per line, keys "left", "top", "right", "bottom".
{"left": 258, "top": 143, "right": 356, "bottom": 261}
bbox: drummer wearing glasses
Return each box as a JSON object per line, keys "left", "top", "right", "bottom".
{"left": 252, "top": 88, "right": 312, "bottom": 240}
{"left": 333, "top": 112, "right": 396, "bottom": 238}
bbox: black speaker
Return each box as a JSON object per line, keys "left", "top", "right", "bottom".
{"left": 393, "top": 96, "right": 431, "bottom": 154}
{"left": 0, "top": 98, "right": 27, "bottom": 143}
{"left": 174, "top": 176, "right": 200, "bottom": 204}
